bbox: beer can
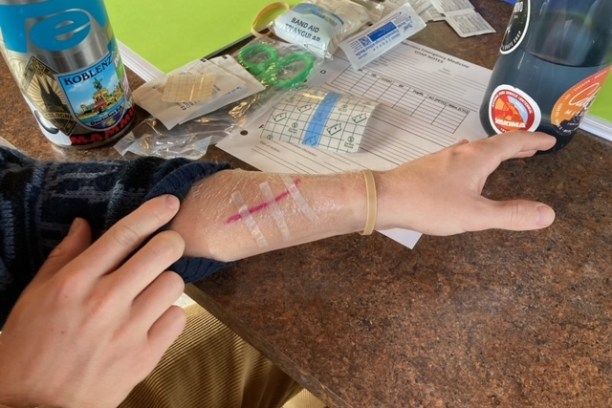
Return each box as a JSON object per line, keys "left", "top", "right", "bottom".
{"left": 0, "top": 0, "right": 136, "bottom": 148}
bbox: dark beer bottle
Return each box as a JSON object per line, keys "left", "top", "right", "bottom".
{"left": 480, "top": 0, "right": 612, "bottom": 151}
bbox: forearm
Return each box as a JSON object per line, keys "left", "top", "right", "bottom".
{"left": 172, "top": 132, "right": 558, "bottom": 263}
{"left": 171, "top": 169, "right": 370, "bottom": 262}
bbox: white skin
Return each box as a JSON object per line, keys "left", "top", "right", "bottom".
{"left": 172, "top": 132, "right": 557, "bottom": 261}
{"left": 0, "top": 131, "right": 556, "bottom": 408}
{"left": 0, "top": 195, "right": 187, "bottom": 408}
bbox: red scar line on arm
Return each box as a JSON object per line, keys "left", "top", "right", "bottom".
{"left": 226, "top": 178, "right": 302, "bottom": 224}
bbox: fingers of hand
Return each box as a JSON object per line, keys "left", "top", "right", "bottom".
{"left": 471, "top": 197, "right": 556, "bottom": 231}
{"left": 130, "top": 271, "right": 185, "bottom": 330}
{"left": 484, "top": 132, "right": 556, "bottom": 161}
{"left": 72, "top": 195, "right": 181, "bottom": 276}
{"left": 36, "top": 218, "right": 92, "bottom": 283}
{"left": 143, "top": 305, "right": 186, "bottom": 369}
{"left": 511, "top": 149, "right": 540, "bottom": 159}
{"left": 113, "top": 230, "right": 185, "bottom": 298}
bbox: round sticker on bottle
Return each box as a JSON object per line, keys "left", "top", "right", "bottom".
{"left": 551, "top": 67, "right": 611, "bottom": 137}
{"left": 488, "top": 84, "right": 541, "bottom": 133}
{"left": 500, "top": 0, "right": 530, "bottom": 55}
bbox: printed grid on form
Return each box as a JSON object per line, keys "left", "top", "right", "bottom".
{"left": 222, "top": 41, "right": 490, "bottom": 174}
{"left": 333, "top": 68, "right": 469, "bottom": 134}
{"left": 326, "top": 61, "right": 471, "bottom": 156}
{"left": 262, "top": 91, "right": 375, "bottom": 153}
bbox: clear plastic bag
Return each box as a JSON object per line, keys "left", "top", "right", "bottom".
{"left": 350, "top": 0, "right": 387, "bottom": 22}
{"left": 133, "top": 54, "right": 264, "bottom": 130}
{"left": 228, "top": 86, "right": 286, "bottom": 128}
{"left": 114, "top": 112, "right": 234, "bottom": 160}
{"left": 310, "top": 0, "right": 370, "bottom": 37}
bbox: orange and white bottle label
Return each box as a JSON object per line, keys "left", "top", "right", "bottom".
{"left": 551, "top": 67, "right": 611, "bottom": 137}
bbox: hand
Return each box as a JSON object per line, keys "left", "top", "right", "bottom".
{"left": 0, "top": 195, "right": 187, "bottom": 408}
{"left": 376, "top": 132, "right": 557, "bottom": 235}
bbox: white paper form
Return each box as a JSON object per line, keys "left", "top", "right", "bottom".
{"left": 217, "top": 40, "right": 492, "bottom": 249}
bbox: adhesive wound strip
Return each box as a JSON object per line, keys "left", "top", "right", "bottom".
{"left": 231, "top": 191, "right": 269, "bottom": 248}
{"left": 225, "top": 179, "right": 300, "bottom": 224}
{"left": 259, "top": 181, "right": 292, "bottom": 241}
{"left": 303, "top": 92, "right": 342, "bottom": 147}
{"left": 281, "top": 175, "right": 318, "bottom": 222}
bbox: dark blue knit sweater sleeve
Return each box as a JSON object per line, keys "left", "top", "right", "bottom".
{"left": 0, "top": 147, "right": 231, "bottom": 325}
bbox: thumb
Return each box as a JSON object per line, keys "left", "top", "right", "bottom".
{"left": 475, "top": 198, "right": 556, "bottom": 231}
{"left": 35, "top": 218, "right": 93, "bottom": 282}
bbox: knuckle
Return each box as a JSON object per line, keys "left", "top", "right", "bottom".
{"left": 509, "top": 201, "right": 524, "bottom": 226}
{"left": 86, "top": 288, "right": 120, "bottom": 320}
{"left": 450, "top": 141, "right": 479, "bottom": 159}
{"left": 109, "top": 223, "right": 142, "bottom": 248}
{"left": 148, "top": 231, "right": 185, "bottom": 259}
{"left": 46, "top": 243, "right": 67, "bottom": 260}
{"left": 50, "top": 273, "right": 86, "bottom": 304}
{"left": 162, "top": 271, "right": 186, "bottom": 292}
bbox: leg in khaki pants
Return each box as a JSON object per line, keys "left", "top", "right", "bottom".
{"left": 120, "top": 304, "right": 326, "bottom": 408}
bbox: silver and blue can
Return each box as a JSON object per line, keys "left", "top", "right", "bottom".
{"left": 0, "top": 0, "right": 136, "bottom": 148}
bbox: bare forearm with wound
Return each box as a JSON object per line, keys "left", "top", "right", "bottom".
{"left": 171, "top": 168, "right": 372, "bottom": 262}
{"left": 171, "top": 132, "right": 560, "bottom": 262}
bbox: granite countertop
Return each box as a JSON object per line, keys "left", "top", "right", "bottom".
{"left": 188, "top": 129, "right": 611, "bottom": 407}
{"left": 1, "top": 0, "right": 610, "bottom": 407}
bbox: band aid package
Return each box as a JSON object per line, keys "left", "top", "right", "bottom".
{"left": 271, "top": 0, "right": 370, "bottom": 59}
{"left": 261, "top": 87, "right": 378, "bottom": 153}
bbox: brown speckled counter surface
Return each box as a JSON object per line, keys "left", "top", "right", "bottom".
{"left": 1, "top": 1, "right": 610, "bottom": 407}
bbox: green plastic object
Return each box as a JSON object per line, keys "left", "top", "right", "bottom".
{"left": 238, "top": 44, "right": 315, "bottom": 89}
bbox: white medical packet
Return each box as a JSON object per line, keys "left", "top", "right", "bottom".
{"left": 444, "top": 10, "right": 496, "bottom": 37}
{"left": 339, "top": 3, "right": 426, "bottom": 69}
{"left": 431, "top": 0, "right": 474, "bottom": 13}
{"left": 271, "top": 1, "right": 369, "bottom": 59}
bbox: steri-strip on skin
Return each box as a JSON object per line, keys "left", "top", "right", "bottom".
{"left": 225, "top": 176, "right": 319, "bottom": 247}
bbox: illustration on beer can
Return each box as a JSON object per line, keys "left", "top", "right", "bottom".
{"left": 0, "top": 0, "right": 136, "bottom": 148}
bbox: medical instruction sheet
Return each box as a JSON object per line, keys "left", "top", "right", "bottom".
{"left": 217, "top": 40, "right": 492, "bottom": 248}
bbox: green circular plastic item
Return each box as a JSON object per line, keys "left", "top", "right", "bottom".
{"left": 237, "top": 44, "right": 279, "bottom": 76}
{"left": 267, "top": 52, "right": 315, "bottom": 89}
{"left": 238, "top": 44, "right": 316, "bottom": 88}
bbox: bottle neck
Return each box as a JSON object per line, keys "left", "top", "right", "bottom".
{"left": 523, "top": 0, "right": 612, "bottom": 67}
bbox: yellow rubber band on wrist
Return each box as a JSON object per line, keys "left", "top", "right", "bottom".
{"left": 360, "top": 169, "right": 377, "bottom": 236}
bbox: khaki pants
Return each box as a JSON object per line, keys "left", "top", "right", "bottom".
{"left": 120, "top": 304, "right": 326, "bottom": 408}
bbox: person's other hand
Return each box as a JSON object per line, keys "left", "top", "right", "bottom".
{"left": 0, "top": 195, "right": 186, "bottom": 408}
{"left": 377, "top": 132, "right": 557, "bottom": 235}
